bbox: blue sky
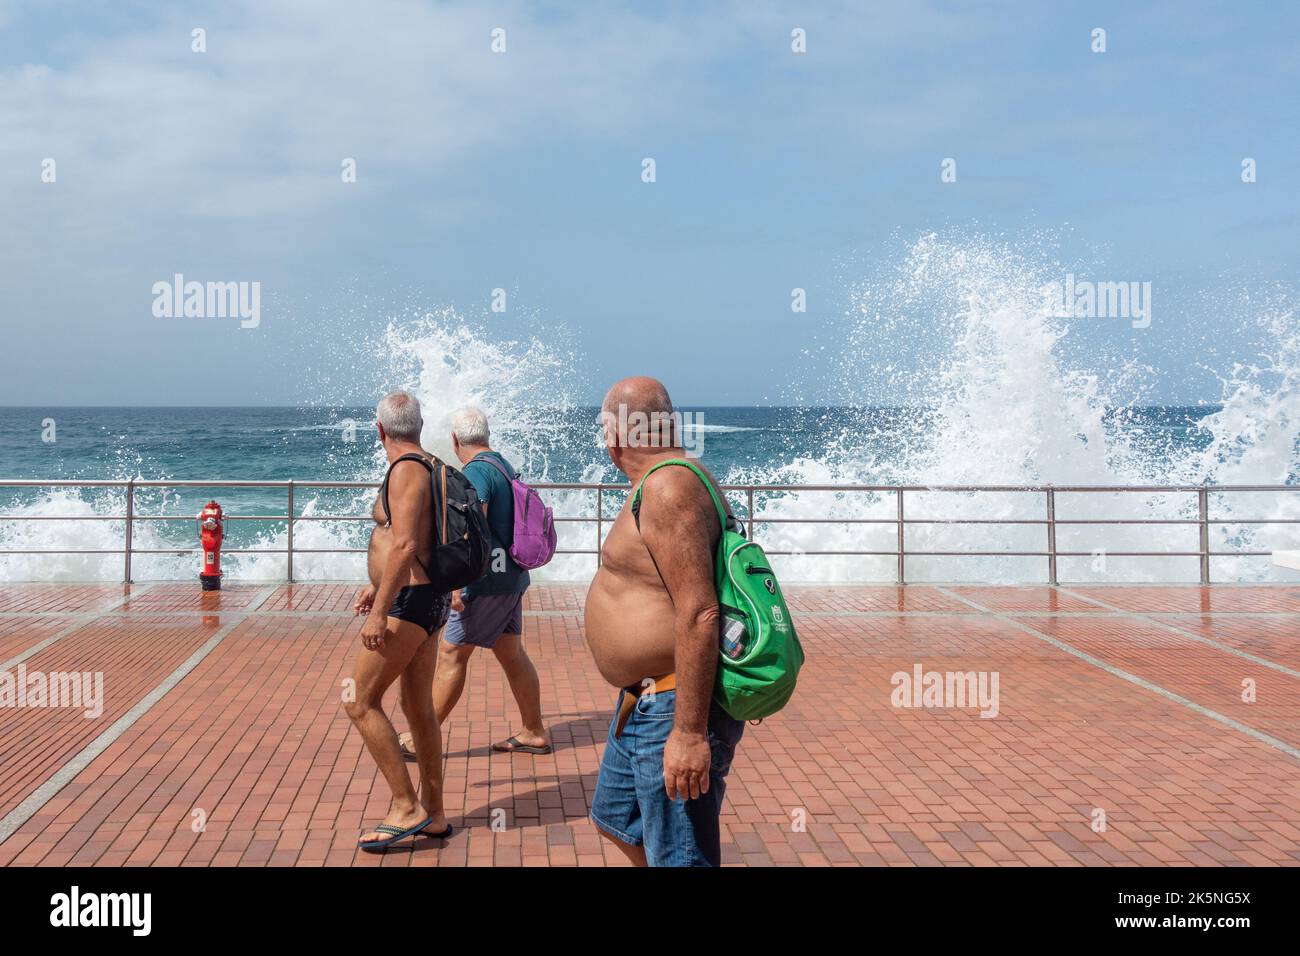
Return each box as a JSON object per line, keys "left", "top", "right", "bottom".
{"left": 1, "top": 0, "right": 1297, "bottom": 406}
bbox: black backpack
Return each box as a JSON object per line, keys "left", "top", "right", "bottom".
{"left": 382, "top": 453, "right": 491, "bottom": 592}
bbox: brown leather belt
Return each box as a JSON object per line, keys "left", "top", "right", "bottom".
{"left": 614, "top": 674, "right": 676, "bottom": 738}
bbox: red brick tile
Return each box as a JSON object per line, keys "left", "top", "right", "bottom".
{"left": 0, "top": 615, "right": 80, "bottom": 662}
{"left": 1071, "top": 586, "right": 1300, "bottom": 614}
{"left": 0, "top": 583, "right": 1296, "bottom": 867}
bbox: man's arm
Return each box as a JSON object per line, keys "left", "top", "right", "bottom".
{"left": 361, "top": 462, "right": 426, "bottom": 650}
{"left": 638, "top": 468, "right": 722, "bottom": 801}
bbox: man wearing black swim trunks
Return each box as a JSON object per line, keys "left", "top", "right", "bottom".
{"left": 344, "top": 390, "right": 452, "bottom": 851}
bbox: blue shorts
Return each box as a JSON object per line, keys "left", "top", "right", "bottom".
{"left": 443, "top": 591, "right": 524, "bottom": 649}
{"left": 590, "top": 689, "right": 744, "bottom": 867}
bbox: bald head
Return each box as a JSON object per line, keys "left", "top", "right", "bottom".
{"left": 602, "top": 376, "right": 674, "bottom": 419}
{"left": 600, "top": 376, "right": 680, "bottom": 453}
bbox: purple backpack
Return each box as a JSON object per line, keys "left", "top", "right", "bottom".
{"left": 472, "top": 454, "right": 557, "bottom": 569}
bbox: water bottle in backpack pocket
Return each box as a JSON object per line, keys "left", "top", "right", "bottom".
{"left": 713, "top": 538, "right": 804, "bottom": 720}
{"left": 720, "top": 609, "right": 749, "bottom": 660}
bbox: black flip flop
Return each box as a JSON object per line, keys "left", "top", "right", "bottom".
{"left": 359, "top": 816, "right": 434, "bottom": 853}
{"left": 491, "top": 735, "right": 553, "bottom": 755}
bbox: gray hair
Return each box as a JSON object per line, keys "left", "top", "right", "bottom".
{"left": 450, "top": 406, "right": 490, "bottom": 446}
{"left": 376, "top": 390, "right": 423, "bottom": 442}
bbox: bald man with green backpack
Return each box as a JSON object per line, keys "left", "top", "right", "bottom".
{"left": 585, "top": 376, "right": 804, "bottom": 867}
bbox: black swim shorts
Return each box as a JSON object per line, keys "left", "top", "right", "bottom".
{"left": 387, "top": 584, "right": 451, "bottom": 636}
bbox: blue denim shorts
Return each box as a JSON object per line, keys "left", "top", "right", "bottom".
{"left": 589, "top": 689, "right": 744, "bottom": 867}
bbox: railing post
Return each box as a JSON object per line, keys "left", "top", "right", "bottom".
{"left": 1198, "top": 487, "right": 1210, "bottom": 585}
{"left": 123, "top": 479, "right": 134, "bottom": 584}
{"left": 747, "top": 487, "right": 755, "bottom": 542}
{"left": 595, "top": 487, "right": 603, "bottom": 568}
{"left": 286, "top": 481, "right": 295, "bottom": 584}
{"left": 896, "top": 488, "right": 905, "bottom": 584}
{"left": 1046, "top": 487, "right": 1058, "bottom": 586}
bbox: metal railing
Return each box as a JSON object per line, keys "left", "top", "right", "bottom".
{"left": 0, "top": 479, "right": 1296, "bottom": 585}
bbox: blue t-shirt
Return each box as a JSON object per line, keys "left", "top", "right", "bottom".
{"left": 463, "top": 451, "right": 531, "bottom": 596}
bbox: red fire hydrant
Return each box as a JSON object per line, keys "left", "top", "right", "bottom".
{"left": 199, "top": 501, "right": 224, "bottom": 591}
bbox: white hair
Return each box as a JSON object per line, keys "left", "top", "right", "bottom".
{"left": 450, "top": 406, "right": 490, "bottom": 446}
{"left": 376, "top": 390, "right": 423, "bottom": 442}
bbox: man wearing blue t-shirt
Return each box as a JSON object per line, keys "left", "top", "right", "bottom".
{"left": 398, "top": 407, "right": 551, "bottom": 757}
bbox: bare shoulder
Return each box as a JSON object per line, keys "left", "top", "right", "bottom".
{"left": 640, "top": 462, "right": 723, "bottom": 530}
{"left": 389, "top": 456, "right": 431, "bottom": 497}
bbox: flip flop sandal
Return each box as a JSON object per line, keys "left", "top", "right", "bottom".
{"left": 399, "top": 736, "right": 417, "bottom": 762}
{"left": 358, "top": 817, "right": 433, "bottom": 852}
{"left": 491, "top": 735, "right": 553, "bottom": 755}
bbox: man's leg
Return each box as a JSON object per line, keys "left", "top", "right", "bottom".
{"left": 629, "top": 693, "right": 745, "bottom": 867}
{"left": 590, "top": 691, "right": 647, "bottom": 865}
{"left": 396, "top": 637, "right": 474, "bottom": 755}
{"left": 432, "top": 637, "right": 474, "bottom": 722}
{"left": 598, "top": 827, "right": 647, "bottom": 866}
{"left": 491, "top": 629, "right": 549, "bottom": 750}
{"left": 344, "top": 617, "right": 432, "bottom": 841}
{"left": 399, "top": 627, "right": 447, "bottom": 833}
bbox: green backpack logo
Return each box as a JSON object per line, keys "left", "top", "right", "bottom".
{"left": 632, "top": 459, "right": 805, "bottom": 721}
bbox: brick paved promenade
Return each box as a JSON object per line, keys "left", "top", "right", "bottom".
{"left": 0, "top": 582, "right": 1297, "bottom": 866}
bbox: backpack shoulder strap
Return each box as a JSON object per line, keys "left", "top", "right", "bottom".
{"left": 435, "top": 459, "right": 448, "bottom": 547}
{"left": 469, "top": 452, "right": 514, "bottom": 482}
{"left": 631, "top": 458, "right": 728, "bottom": 532}
{"left": 381, "top": 453, "right": 433, "bottom": 524}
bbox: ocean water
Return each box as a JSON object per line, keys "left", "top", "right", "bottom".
{"left": 2, "top": 234, "right": 1297, "bottom": 583}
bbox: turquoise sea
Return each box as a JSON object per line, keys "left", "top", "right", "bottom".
{"left": 5, "top": 404, "right": 1295, "bottom": 585}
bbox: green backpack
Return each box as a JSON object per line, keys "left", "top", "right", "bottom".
{"left": 632, "top": 459, "right": 805, "bottom": 721}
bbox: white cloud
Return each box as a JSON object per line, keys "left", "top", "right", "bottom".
{"left": 0, "top": 0, "right": 1015, "bottom": 223}
{"left": 1, "top": 0, "right": 735, "bottom": 220}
